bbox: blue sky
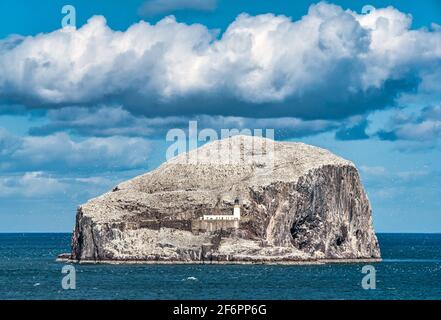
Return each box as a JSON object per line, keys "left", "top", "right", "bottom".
{"left": 0, "top": 0, "right": 440, "bottom": 232}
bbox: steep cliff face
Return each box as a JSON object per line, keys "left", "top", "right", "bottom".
{"left": 66, "top": 135, "right": 380, "bottom": 263}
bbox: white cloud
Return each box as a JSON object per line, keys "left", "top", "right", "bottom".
{"left": 378, "top": 105, "right": 441, "bottom": 142}
{"left": 0, "top": 2, "right": 440, "bottom": 120}
{"left": 0, "top": 128, "right": 151, "bottom": 173}
{"left": 139, "top": 0, "right": 217, "bottom": 16}
{"left": 0, "top": 172, "right": 66, "bottom": 198}
{"left": 0, "top": 172, "right": 119, "bottom": 198}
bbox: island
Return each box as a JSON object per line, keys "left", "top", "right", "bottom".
{"left": 58, "top": 135, "right": 381, "bottom": 264}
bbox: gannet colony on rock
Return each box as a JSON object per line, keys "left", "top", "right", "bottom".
{"left": 58, "top": 135, "right": 381, "bottom": 264}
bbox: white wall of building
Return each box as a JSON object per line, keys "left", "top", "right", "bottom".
{"left": 201, "top": 205, "right": 241, "bottom": 221}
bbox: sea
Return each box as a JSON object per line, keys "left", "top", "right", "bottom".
{"left": 0, "top": 233, "right": 440, "bottom": 300}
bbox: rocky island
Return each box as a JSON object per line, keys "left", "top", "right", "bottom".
{"left": 58, "top": 135, "right": 380, "bottom": 264}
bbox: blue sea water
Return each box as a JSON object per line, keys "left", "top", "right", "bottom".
{"left": 0, "top": 233, "right": 440, "bottom": 300}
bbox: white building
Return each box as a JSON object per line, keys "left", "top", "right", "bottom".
{"left": 200, "top": 199, "right": 241, "bottom": 221}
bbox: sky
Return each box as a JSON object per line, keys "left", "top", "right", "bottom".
{"left": 0, "top": 0, "right": 440, "bottom": 232}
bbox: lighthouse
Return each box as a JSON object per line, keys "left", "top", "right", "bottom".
{"left": 233, "top": 198, "right": 241, "bottom": 220}
{"left": 192, "top": 197, "right": 241, "bottom": 233}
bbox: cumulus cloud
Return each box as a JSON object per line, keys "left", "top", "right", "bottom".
{"left": 28, "top": 106, "right": 339, "bottom": 139}
{"left": 0, "top": 3, "right": 440, "bottom": 120}
{"left": 377, "top": 105, "right": 441, "bottom": 141}
{"left": 139, "top": 0, "right": 217, "bottom": 16}
{"left": 0, "top": 128, "right": 150, "bottom": 173}
{"left": 0, "top": 172, "right": 67, "bottom": 198}
{"left": 0, "top": 172, "right": 120, "bottom": 198}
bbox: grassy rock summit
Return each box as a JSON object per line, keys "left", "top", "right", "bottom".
{"left": 60, "top": 135, "right": 380, "bottom": 264}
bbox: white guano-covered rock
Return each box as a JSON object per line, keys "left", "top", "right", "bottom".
{"left": 66, "top": 135, "right": 380, "bottom": 263}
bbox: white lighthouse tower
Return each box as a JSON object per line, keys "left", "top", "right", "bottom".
{"left": 233, "top": 198, "right": 241, "bottom": 220}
